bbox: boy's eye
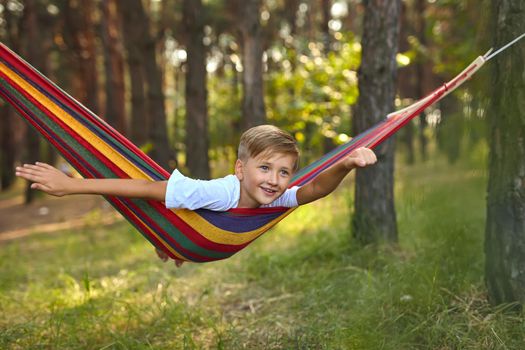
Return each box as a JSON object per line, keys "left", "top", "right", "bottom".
{"left": 280, "top": 170, "right": 290, "bottom": 176}
{"left": 259, "top": 165, "right": 269, "bottom": 171}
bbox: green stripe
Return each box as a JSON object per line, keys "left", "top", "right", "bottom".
{"left": 2, "top": 81, "right": 231, "bottom": 260}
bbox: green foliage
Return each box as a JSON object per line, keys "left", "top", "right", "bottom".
{"left": 1, "top": 153, "right": 523, "bottom": 349}
{"left": 265, "top": 33, "right": 361, "bottom": 162}
{"left": 204, "top": 31, "right": 362, "bottom": 167}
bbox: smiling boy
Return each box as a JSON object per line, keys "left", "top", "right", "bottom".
{"left": 15, "top": 125, "right": 376, "bottom": 264}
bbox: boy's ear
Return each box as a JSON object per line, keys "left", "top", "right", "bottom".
{"left": 234, "top": 159, "right": 244, "bottom": 180}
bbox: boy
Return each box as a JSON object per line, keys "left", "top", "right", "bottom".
{"left": 15, "top": 125, "right": 377, "bottom": 264}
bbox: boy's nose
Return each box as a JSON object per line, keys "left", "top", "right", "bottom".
{"left": 267, "top": 172, "right": 278, "bottom": 185}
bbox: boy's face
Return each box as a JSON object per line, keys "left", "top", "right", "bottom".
{"left": 235, "top": 151, "right": 296, "bottom": 208}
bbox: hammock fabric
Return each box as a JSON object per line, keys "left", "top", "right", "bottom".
{"left": 0, "top": 42, "right": 487, "bottom": 262}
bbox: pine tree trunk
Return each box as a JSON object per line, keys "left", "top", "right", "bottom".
{"left": 22, "top": 1, "right": 40, "bottom": 199}
{"left": 237, "top": 0, "right": 266, "bottom": 129}
{"left": 485, "top": 0, "right": 525, "bottom": 306}
{"left": 0, "top": 0, "right": 22, "bottom": 191}
{"left": 117, "top": 0, "right": 148, "bottom": 147}
{"left": 183, "top": 0, "right": 210, "bottom": 179}
{"left": 63, "top": 0, "right": 99, "bottom": 114}
{"left": 100, "top": 0, "right": 127, "bottom": 135}
{"left": 125, "top": 0, "right": 171, "bottom": 170}
{"left": 415, "top": 0, "right": 428, "bottom": 162}
{"left": 320, "top": 0, "right": 332, "bottom": 52}
{"left": 22, "top": 0, "right": 45, "bottom": 204}
{"left": 352, "top": 0, "right": 400, "bottom": 244}
{"left": 397, "top": 1, "right": 415, "bottom": 164}
{"left": 0, "top": 106, "right": 17, "bottom": 190}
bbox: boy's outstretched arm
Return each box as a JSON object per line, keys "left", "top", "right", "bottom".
{"left": 16, "top": 162, "right": 167, "bottom": 201}
{"left": 296, "top": 147, "right": 377, "bottom": 205}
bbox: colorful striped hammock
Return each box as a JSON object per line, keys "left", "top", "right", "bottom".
{"left": 0, "top": 42, "right": 490, "bottom": 263}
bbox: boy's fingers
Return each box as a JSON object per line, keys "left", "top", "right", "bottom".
{"left": 37, "top": 162, "right": 54, "bottom": 170}
{"left": 22, "top": 164, "right": 45, "bottom": 173}
{"left": 17, "top": 172, "right": 40, "bottom": 182}
{"left": 17, "top": 168, "right": 45, "bottom": 180}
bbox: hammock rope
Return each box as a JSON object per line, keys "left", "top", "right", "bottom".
{"left": 1, "top": 34, "right": 523, "bottom": 262}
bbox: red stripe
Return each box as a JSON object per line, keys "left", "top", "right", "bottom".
{"left": 3, "top": 68, "right": 248, "bottom": 258}
{"left": 288, "top": 125, "right": 379, "bottom": 187}
{"left": 367, "top": 86, "right": 449, "bottom": 150}
{"left": 0, "top": 43, "right": 169, "bottom": 179}
{"left": 3, "top": 71, "right": 131, "bottom": 181}
{"left": 153, "top": 202, "right": 251, "bottom": 253}
{"left": 109, "top": 198, "right": 221, "bottom": 262}
{"left": 2, "top": 79, "right": 219, "bottom": 261}
{"left": 0, "top": 76, "right": 103, "bottom": 177}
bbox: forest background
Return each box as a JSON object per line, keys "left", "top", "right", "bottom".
{"left": 0, "top": 0, "right": 524, "bottom": 349}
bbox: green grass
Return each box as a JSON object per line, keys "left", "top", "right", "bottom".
{"left": 1, "top": 155, "right": 524, "bottom": 349}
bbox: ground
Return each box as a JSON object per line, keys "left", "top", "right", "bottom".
{"left": 0, "top": 192, "right": 119, "bottom": 243}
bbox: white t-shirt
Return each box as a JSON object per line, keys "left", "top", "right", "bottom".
{"left": 165, "top": 169, "right": 299, "bottom": 211}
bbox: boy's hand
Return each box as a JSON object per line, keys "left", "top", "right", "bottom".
{"left": 15, "top": 162, "right": 75, "bottom": 197}
{"left": 344, "top": 147, "right": 377, "bottom": 169}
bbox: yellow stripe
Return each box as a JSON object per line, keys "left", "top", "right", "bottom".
{"left": 1, "top": 62, "right": 293, "bottom": 249}
{"left": 0, "top": 62, "right": 151, "bottom": 180}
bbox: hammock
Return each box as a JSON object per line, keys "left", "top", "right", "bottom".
{"left": 0, "top": 41, "right": 504, "bottom": 262}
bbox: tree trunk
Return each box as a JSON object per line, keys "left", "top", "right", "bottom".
{"left": 0, "top": 0, "right": 22, "bottom": 191}
{"left": 320, "top": 0, "right": 332, "bottom": 52}
{"left": 485, "top": 0, "right": 525, "bottom": 307}
{"left": 100, "top": 0, "right": 127, "bottom": 135}
{"left": 141, "top": 22, "right": 171, "bottom": 170}
{"left": 237, "top": 0, "right": 266, "bottom": 129}
{"left": 182, "top": 0, "right": 210, "bottom": 179}
{"left": 352, "top": 0, "right": 400, "bottom": 244}
{"left": 397, "top": 1, "right": 415, "bottom": 164}
{"left": 117, "top": 0, "right": 148, "bottom": 147}
{"left": 63, "top": 0, "right": 99, "bottom": 114}
{"left": 0, "top": 106, "right": 17, "bottom": 190}
{"left": 22, "top": 0, "right": 47, "bottom": 204}
{"left": 118, "top": 0, "right": 171, "bottom": 170}
{"left": 415, "top": 0, "right": 428, "bottom": 162}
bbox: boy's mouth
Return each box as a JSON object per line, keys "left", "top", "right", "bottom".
{"left": 260, "top": 186, "right": 278, "bottom": 195}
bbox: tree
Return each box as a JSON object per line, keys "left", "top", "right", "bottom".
{"left": 0, "top": 0, "right": 23, "bottom": 191}
{"left": 352, "top": 0, "right": 400, "bottom": 244}
{"left": 235, "top": 0, "right": 266, "bottom": 129}
{"left": 182, "top": 0, "right": 210, "bottom": 179}
{"left": 100, "top": 0, "right": 126, "bottom": 135}
{"left": 22, "top": 0, "right": 51, "bottom": 204}
{"left": 117, "top": 0, "right": 148, "bottom": 146}
{"left": 485, "top": 0, "right": 525, "bottom": 307}
{"left": 62, "top": 0, "right": 99, "bottom": 114}
{"left": 117, "top": 0, "right": 171, "bottom": 170}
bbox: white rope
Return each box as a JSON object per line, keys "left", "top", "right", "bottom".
{"left": 484, "top": 32, "right": 525, "bottom": 61}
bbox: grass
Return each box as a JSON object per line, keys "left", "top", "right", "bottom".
{"left": 1, "top": 154, "right": 524, "bottom": 349}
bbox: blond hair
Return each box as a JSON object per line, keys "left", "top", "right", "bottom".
{"left": 238, "top": 125, "right": 299, "bottom": 171}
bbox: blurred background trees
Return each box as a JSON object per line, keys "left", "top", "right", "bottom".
{"left": 0, "top": 0, "right": 491, "bottom": 184}
{"left": 4, "top": 0, "right": 523, "bottom": 306}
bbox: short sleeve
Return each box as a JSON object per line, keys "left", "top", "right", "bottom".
{"left": 165, "top": 170, "right": 240, "bottom": 211}
{"left": 262, "top": 186, "right": 300, "bottom": 208}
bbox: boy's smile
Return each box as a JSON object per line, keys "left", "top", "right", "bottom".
{"left": 235, "top": 152, "right": 296, "bottom": 208}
